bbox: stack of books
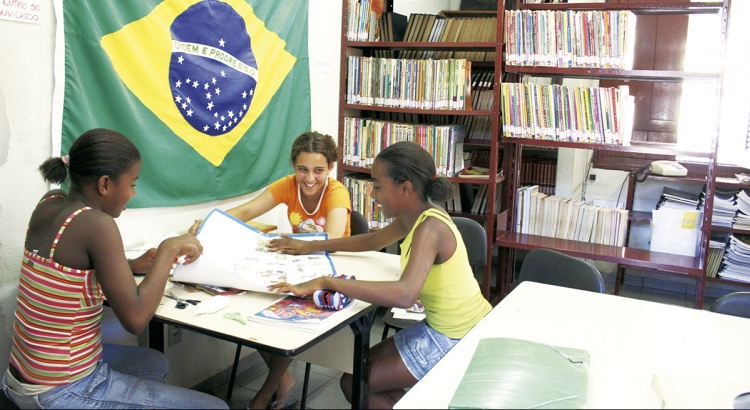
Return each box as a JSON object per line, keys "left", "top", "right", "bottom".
{"left": 734, "top": 191, "right": 750, "bottom": 230}
{"left": 706, "top": 232, "right": 729, "bottom": 278}
{"left": 717, "top": 234, "right": 750, "bottom": 283}
{"left": 655, "top": 187, "right": 704, "bottom": 211}
{"left": 712, "top": 187, "right": 739, "bottom": 228}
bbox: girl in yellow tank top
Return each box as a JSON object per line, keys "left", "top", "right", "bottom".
{"left": 267, "top": 141, "right": 492, "bottom": 409}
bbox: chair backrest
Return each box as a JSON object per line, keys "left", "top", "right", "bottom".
{"left": 350, "top": 210, "right": 370, "bottom": 236}
{"left": 710, "top": 292, "right": 750, "bottom": 319}
{"left": 518, "top": 248, "right": 605, "bottom": 293}
{"left": 451, "top": 217, "right": 487, "bottom": 271}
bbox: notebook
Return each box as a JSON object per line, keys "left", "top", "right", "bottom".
{"left": 449, "top": 337, "right": 589, "bottom": 409}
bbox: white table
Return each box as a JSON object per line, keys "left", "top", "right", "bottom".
{"left": 148, "top": 251, "right": 401, "bottom": 409}
{"left": 395, "top": 281, "right": 750, "bottom": 409}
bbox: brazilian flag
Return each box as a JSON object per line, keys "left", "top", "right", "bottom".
{"left": 54, "top": 0, "right": 310, "bottom": 207}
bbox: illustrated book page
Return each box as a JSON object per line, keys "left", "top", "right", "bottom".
{"left": 249, "top": 295, "right": 357, "bottom": 332}
{"left": 171, "top": 208, "right": 335, "bottom": 293}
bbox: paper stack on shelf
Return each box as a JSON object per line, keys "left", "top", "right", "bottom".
{"left": 717, "top": 234, "right": 750, "bottom": 283}
{"left": 655, "top": 187, "right": 704, "bottom": 211}
{"left": 734, "top": 190, "right": 750, "bottom": 230}
{"left": 711, "top": 187, "right": 739, "bottom": 228}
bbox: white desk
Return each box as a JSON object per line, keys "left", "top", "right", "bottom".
{"left": 395, "top": 281, "right": 750, "bottom": 409}
{"left": 149, "top": 251, "right": 401, "bottom": 409}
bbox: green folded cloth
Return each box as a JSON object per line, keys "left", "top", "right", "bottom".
{"left": 449, "top": 337, "right": 589, "bottom": 409}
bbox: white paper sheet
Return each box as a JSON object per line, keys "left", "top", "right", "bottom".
{"left": 172, "top": 209, "right": 335, "bottom": 293}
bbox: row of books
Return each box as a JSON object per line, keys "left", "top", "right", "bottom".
{"left": 343, "top": 174, "right": 391, "bottom": 230}
{"left": 500, "top": 82, "right": 634, "bottom": 145}
{"left": 515, "top": 185, "right": 629, "bottom": 246}
{"left": 397, "top": 14, "right": 497, "bottom": 62}
{"left": 457, "top": 69, "right": 494, "bottom": 141}
{"left": 346, "top": 56, "right": 472, "bottom": 110}
{"left": 342, "top": 117, "right": 466, "bottom": 177}
{"left": 442, "top": 182, "right": 502, "bottom": 215}
{"left": 504, "top": 9, "right": 637, "bottom": 69}
{"left": 520, "top": 156, "right": 557, "bottom": 195}
{"left": 345, "top": 0, "right": 380, "bottom": 42}
{"left": 365, "top": 111, "right": 489, "bottom": 143}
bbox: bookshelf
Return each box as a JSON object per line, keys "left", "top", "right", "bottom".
{"left": 495, "top": 0, "right": 730, "bottom": 308}
{"left": 338, "top": 0, "right": 507, "bottom": 301}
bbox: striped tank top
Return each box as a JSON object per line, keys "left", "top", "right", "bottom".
{"left": 10, "top": 204, "right": 103, "bottom": 385}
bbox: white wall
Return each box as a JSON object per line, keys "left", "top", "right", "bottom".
{"left": 0, "top": 0, "right": 341, "bottom": 388}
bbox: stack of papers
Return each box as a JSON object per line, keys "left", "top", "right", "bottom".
{"left": 711, "top": 187, "right": 738, "bottom": 228}
{"left": 735, "top": 191, "right": 750, "bottom": 231}
{"left": 656, "top": 187, "right": 704, "bottom": 211}
{"left": 718, "top": 234, "right": 750, "bottom": 283}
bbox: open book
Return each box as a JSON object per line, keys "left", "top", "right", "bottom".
{"left": 172, "top": 209, "right": 336, "bottom": 293}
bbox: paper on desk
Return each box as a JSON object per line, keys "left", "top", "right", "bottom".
{"left": 172, "top": 209, "right": 336, "bottom": 293}
{"left": 391, "top": 308, "right": 426, "bottom": 321}
{"left": 124, "top": 232, "right": 180, "bottom": 260}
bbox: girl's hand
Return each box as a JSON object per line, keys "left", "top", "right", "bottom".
{"left": 129, "top": 248, "right": 156, "bottom": 274}
{"left": 161, "top": 234, "right": 203, "bottom": 264}
{"left": 268, "top": 277, "right": 325, "bottom": 297}
{"left": 267, "top": 235, "right": 310, "bottom": 255}
{"left": 188, "top": 219, "right": 203, "bottom": 236}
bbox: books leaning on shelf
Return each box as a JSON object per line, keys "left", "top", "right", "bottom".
{"left": 514, "top": 186, "right": 629, "bottom": 247}
{"left": 717, "top": 234, "right": 750, "bottom": 284}
{"left": 171, "top": 209, "right": 336, "bottom": 293}
{"left": 343, "top": 117, "right": 466, "bottom": 177}
{"left": 504, "top": 9, "right": 637, "bottom": 69}
{"left": 501, "top": 82, "right": 634, "bottom": 145}
{"left": 346, "top": 56, "right": 472, "bottom": 110}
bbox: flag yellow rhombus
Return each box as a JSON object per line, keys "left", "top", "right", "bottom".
{"left": 101, "top": 0, "right": 296, "bottom": 166}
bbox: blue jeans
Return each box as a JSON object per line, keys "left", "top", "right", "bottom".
{"left": 394, "top": 320, "right": 459, "bottom": 380}
{"left": 2, "top": 344, "right": 227, "bottom": 409}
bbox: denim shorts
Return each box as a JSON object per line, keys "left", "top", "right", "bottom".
{"left": 394, "top": 320, "right": 459, "bottom": 380}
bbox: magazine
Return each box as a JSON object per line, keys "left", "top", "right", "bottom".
{"left": 249, "top": 295, "right": 356, "bottom": 332}
{"left": 171, "top": 209, "right": 336, "bottom": 293}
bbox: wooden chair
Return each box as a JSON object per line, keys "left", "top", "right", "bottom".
{"left": 381, "top": 217, "right": 487, "bottom": 340}
{"left": 517, "top": 248, "right": 605, "bottom": 293}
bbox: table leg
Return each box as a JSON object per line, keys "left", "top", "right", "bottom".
{"left": 349, "top": 309, "right": 376, "bottom": 409}
{"left": 149, "top": 321, "right": 165, "bottom": 353}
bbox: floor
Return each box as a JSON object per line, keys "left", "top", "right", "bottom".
{"left": 204, "top": 260, "right": 744, "bottom": 410}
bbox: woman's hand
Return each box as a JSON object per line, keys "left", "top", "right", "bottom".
{"left": 267, "top": 235, "right": 311, "bottom": 255}
{"left": 268, "top": 277, "right": 325, "bottom": 297}
{"left": 188, "top": 219, "right": 203, "bottom": 236}
{"left": 129, "top": 248, "right": 156, "bottom": 274}
{"left": 160, "top": 234, "right": 203, "bottom": 264}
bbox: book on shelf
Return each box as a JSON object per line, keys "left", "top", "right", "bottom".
{"left": 457, "top": 165, "right": 492, "bottom": 179}
{"left": 172, "top": 209, "right": 335, "bottom": 293}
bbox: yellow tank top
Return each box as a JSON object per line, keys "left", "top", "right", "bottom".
{"left": 399, "top": 208, "right": 491, "bottom": 339}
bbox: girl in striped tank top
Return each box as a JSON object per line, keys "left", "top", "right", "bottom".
{"left": 2, "top": 129, "right": 227, "bottom": 409}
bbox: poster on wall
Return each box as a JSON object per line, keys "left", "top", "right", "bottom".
{"left": 51, "top": 0, "right": 311, "bottom": 207}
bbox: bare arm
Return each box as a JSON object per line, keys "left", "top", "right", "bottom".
{"left": 269, "top": 217, "right": 456, "bottom": 308}
{"left": 188, "top": 189, "right": 276, "bottom": 235}
{"left": 90, "top": 214, "right": 202, "bottom": 334}
{"left": 267, "top": 217, "right": 410, "bottom": 254}
{"left": 324, "top": 206, "right": 349, "bottom": 239}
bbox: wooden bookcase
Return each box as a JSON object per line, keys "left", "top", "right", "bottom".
{"left": 337, "top": 1, "right": 507, "bottom": 301}
{"left": 495, "top": 0, "right": 730, "bottom": 308}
